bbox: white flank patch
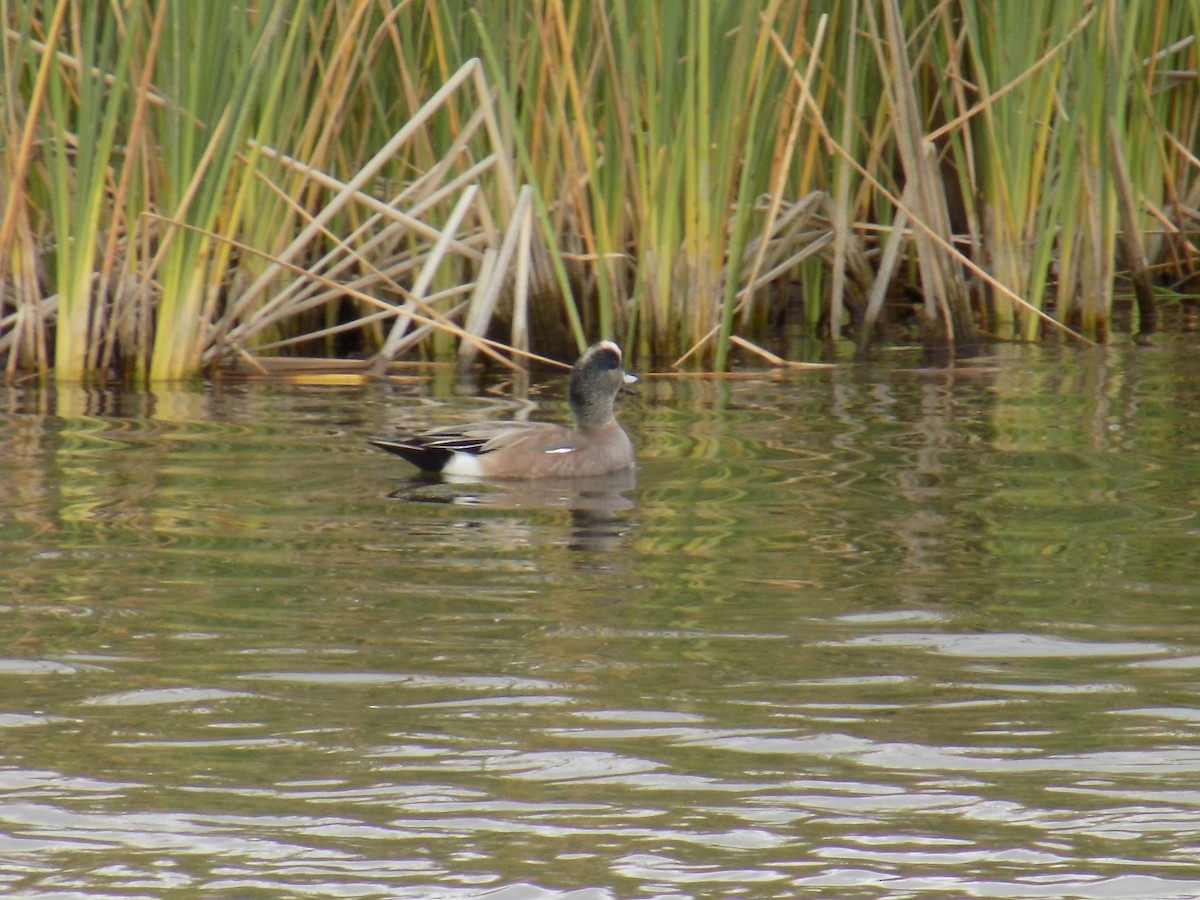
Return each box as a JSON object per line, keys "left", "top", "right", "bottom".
{"left": 544, "top": 447, "right": 575, "bottom": 455}
{"left": 442, "top": 452, "right": 487, "bottom": 477}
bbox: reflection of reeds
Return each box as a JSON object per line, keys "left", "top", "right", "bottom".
{"left": 1, "top": 1, "right": 1197, "bottom": 382}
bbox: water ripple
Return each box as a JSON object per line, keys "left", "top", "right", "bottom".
{"left": 836, "top": 632, "right": 1169, "bottom": 658}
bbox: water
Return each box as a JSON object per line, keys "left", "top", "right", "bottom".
{"left": 2, "top": 342, "right": 1199, "bottom": 899}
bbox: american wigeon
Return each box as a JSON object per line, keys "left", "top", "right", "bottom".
{"left": 369, "top": 340, "right": 636, "bottom": 478}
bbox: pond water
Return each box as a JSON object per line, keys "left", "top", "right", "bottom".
{"left": 2, "top": 342, "right": 1200, "bottom": 899}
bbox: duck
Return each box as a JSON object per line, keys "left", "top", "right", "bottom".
{"left": 369, "top": 340, "right": 636, "bottom": 478}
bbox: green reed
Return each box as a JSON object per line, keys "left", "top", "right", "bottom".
{"left": 954, "top": 1, "right": 1072, "bottom": 339}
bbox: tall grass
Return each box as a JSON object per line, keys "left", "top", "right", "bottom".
{"left": 954, "top": 1, "right": 1075, "bottom": 340}
{"left": 1, "top": 0, "right": 1198, "bottom": 382}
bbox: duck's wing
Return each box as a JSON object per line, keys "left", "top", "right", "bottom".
{"left": 369, "top": 421, "right": 573, "bottom": 472}
{"left": 468, "top": 420, "right": 576, "bottom": 453}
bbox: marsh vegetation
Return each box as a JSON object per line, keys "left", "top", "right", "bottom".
{"left": 1, "top": 0, "right": 1197, "bottom": 381}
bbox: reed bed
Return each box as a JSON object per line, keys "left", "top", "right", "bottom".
{"left": 1, "top": 0, "right": 1197, "bottom": 382}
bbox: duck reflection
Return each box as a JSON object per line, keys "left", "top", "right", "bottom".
{"left": 386, "top": 467, "right": 636, "bottom": 553}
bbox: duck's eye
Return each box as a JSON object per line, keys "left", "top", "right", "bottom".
{"left": 598, "top": 348, "right": 621, "bottom": 370}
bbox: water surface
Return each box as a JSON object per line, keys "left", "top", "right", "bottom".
{"left": 2, "top": 343, "right": 1200, "bottom": 898}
